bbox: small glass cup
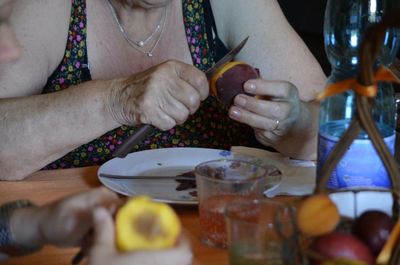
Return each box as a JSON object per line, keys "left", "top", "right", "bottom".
{"left": 195, "top": 159, "right": 271, "bottom": 248}
{"left": 225, "top": 199, "right": 301, "bottom": 265}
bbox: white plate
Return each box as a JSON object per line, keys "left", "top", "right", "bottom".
{"left": 98, "top": 147, "right": 235, "bottom": 205}
{"left": 98, "top": 147, "right": 282, "bottom": 205}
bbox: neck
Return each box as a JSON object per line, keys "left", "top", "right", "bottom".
{"left": 107, "top": 0, "right": 173, "bottom": 57}
{"left": 116, "top": 0, "right": 172, "bottom": 11}
{"left": 110, "top": 0, "right": 169, "bottom": 35}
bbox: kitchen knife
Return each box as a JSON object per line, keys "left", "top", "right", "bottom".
{"left": 112, "top": 36, "right": 249, "bottom": 158}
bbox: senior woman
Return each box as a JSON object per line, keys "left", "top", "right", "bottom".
{"left": 0, "top": 0, "right": 326, "bottom": 180}
{"left": 0, "top": 2, "right": 192, "bottom": 263}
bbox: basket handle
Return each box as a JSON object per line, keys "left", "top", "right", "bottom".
{"left": 316, "top": 10, "right": 400, "bottom": 193}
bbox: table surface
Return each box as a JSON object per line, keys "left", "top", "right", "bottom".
{"left": 0, "top": 167, "right": 228, "bottom": 265}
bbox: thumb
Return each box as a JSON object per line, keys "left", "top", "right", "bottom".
{"left": 91, "top": 207, "right": 116, "bottom": 253}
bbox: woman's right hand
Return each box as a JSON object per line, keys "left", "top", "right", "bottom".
{"left": 107, "top": 60, "right": 209, "bottom": 131}
{"left": 88, "top": 207, "right": 193, "bottom": 265}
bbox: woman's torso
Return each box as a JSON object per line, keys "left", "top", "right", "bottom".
{"left": 42, "top": 0, "right": 252, "bottom": 169}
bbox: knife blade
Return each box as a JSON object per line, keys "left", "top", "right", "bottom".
{"left": 112, "top": 36, "right": 249, "bottom": 158}
{"left": 205, "top": 36, "right": 249, "bottom": 78}
{"left": 99, "top": 173, "right": 195, "bottom": 181}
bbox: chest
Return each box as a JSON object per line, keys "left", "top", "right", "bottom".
{"left": 86, "top": 0, "right": 193, "bottom": 80}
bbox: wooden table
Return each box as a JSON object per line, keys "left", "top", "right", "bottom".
{"left": 0, "top": 167, "right": 228, "bottom": 265}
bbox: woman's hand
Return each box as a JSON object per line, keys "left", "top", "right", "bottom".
{"left": 88, "top": 207, "right": 193, "bottom": 265}
{"left": 228, "top": 78, "right": 301, "bottom": 143}
{"left": 10, "top": 187, "right": 121, "bottom": 249}
{"left": 107, "top": 60, "right": 209, "bottom": 131}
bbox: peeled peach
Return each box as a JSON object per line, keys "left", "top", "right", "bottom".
{"left": 209, "top": 61, "right": 259, "bottom": 108}
{"left": 115, "top": 196, "right": 181, "bottom": 251}
{"left": 310, "top": 232, "right": 375, "bottom": 265}
{"left": 296, "top": 194, "right": 340, "bottom": 236}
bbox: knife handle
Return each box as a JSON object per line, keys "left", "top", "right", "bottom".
{"left": 113, "top": 124, "right": 154, "bottom": 158}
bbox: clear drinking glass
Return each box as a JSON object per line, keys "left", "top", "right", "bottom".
{"left": 225, "top": 199, "right": 300, "bottom": 265}
{"left": 195, "top": 159, "right": 272, "bottom": 248}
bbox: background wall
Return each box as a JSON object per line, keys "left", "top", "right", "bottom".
{"left": 277, "top": 0, "right": 330, "bottom": 75}
{"left": 277, "top": 0, "right": 399, "bottom": 77}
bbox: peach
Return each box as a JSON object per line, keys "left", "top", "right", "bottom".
{"left": 209, "top": 61, "right": 259, "bottom": 108}
{"left": 310, "top": 232, "right": 375, "bottom": 265}
{"left": 352, "top": 210, "right": 395, "bottom": 256}
{"left": 376, "top": 219, "right": 400, "bottom": 264}
{"left": 296, "top": 194, "right": 340, "bottom": 237}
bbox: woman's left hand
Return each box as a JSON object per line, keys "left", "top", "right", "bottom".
{"left": 228, "top": 78, "right": 301, "bottom": 144}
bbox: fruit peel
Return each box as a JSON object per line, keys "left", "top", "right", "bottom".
{"left": 209, "top": 61, "right": 259, "bottom": 108}
{"left": 116, "top": 196, "right": 181, "bottom": 252}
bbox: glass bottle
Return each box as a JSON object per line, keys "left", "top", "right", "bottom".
{"left": 317, "top": 0, "right": 400, "bottom": 188}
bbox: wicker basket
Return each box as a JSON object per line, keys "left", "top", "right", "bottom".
{"left": 313, "top": 10, "right": 400, "bottom": 265}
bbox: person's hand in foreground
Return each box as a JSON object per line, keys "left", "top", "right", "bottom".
{"left": 88, "top": 207, "right": 193, "bottom": 265}
{"left": 10, "top": 187, "right": 121, "bottom": 249}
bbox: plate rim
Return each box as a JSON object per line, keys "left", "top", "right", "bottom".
{"left": 98, "top": 147, "right": 233, "bottom": 205}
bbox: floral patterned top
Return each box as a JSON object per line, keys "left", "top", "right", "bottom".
{"left": 42, "top": 0, "right": 253, "bottom": 169}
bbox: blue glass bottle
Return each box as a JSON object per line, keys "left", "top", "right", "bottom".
{"left": 317, "top": 0, "right": 400, "bottom": 189}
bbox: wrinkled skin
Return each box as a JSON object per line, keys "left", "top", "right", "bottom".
{"left": 107, "top": 60, "right": 209, "bottom": 130}
{"left": 230, "top": 79, "right": 302, "bottom": 143}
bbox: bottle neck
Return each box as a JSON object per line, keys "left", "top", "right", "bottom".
{"left": 327, "top": 61, "right": 387, "bottom": 83}
{"left": 328, "top": 66, "right": 358, "bottom": 83}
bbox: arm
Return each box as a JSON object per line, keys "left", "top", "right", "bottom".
{"left": 0, "top": 1, "right": 208, "bottom": 180}
{"left": 1, "top": 187, "right": 120, "bottom": 260}
{"left": 0, "top": 0, "right": 120, "bottom": 179}
{"left": 211, "top": 0, "right": 326, "bottom": 160}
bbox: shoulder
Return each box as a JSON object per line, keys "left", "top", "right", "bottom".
{"left": 1, "top": 0, "right": 72, "bottom": 96}
{"left": 12, "top": 0, "right": 71, "bottom": 27}
{"left": 12, "top": 0, "right": 71, "bottom": 68}
{"left": 12, "top": 0, "right": 71, "bottom": 44}
{"left": 209, "top": 0, "right": 286, "bottom": 46}
{"left": 209, "top": 0, "right": 326, "bottom": 100}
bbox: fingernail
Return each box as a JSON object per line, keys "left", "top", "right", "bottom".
{"left": 235, "top": 95, "right": 247, "bottom": 107}
{"left": 244, "top": 81, "right": 256, "bottom": 93}
{"left": 229, "top": 107, "right": 241, "bottom": 118}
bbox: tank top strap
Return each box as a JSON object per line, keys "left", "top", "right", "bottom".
{"left": 42, "top": 0, "right": 91, "bottom": 94}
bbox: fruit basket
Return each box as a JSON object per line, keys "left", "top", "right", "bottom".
{"left": 295, "top": 189, "right": 400, "bottom": 265}
{"left": 294, "top": 10, "right": 400, "bottom": 265}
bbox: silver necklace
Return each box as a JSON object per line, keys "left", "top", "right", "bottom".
{"left": 107, "top": 0, "right": 167, "bottom": 57}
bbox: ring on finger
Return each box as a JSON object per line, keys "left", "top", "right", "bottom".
{"left": 272, "top": 119, "right": 280, "bottom": 131}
